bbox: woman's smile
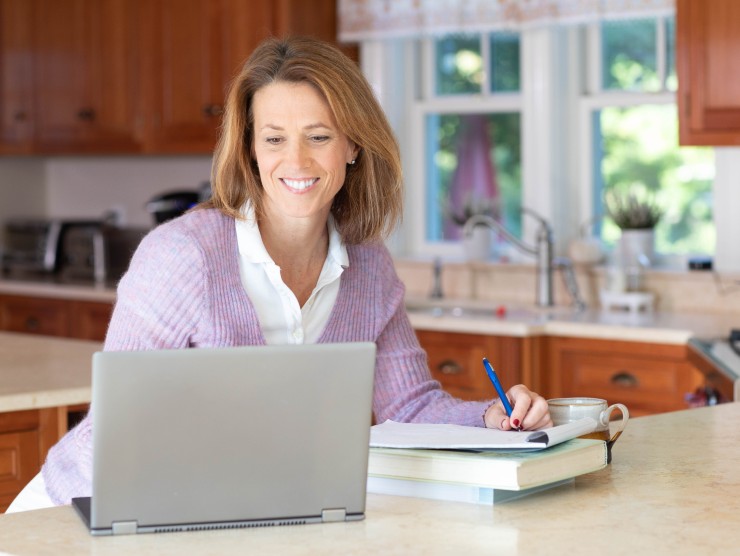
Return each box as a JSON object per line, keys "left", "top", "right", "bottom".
{"left": 281, "top": 177, "right": 319, "bottom": 193}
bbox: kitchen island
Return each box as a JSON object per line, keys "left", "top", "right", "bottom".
{"left": 1, "top": 402, "right": 737, "bottom": 555}
{"left": 0, "top": 332, "right": 100, "bottom": 511}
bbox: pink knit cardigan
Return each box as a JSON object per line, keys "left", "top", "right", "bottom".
{"left": 42, "top": 208, "right": 490, "bottom": 505}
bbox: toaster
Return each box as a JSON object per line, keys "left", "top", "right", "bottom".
{"left": 59, "top": 223, "right": 148, "bottom": 284}
{"left": 2, "top": 218, "right": 98, "bottom": 274}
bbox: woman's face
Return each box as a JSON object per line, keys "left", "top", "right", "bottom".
{"left": 252, "top": 81, "right": 357, "bottom": 223}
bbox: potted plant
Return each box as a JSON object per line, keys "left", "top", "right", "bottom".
{"left": 604, "top": 188, "right": 662, "bottom": 267}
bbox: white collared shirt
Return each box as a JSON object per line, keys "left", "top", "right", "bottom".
{"left": 234, "top": 202, "right": 348, "bottom": 345}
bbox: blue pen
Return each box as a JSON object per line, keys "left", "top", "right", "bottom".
{"left": 482, "top": 357, "right": 518, "bottom": 429}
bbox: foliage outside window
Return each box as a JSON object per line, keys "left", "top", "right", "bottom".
{"left": 594, "top": 17, "right": 714, "bottom": 257}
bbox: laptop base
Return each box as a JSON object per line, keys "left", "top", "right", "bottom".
{"left": 72, "top": 496, "right": 363, "bottom": 536}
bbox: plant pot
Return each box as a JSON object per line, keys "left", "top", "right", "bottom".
{"left": 463, "top": 226, "right": 492, "bottom": 261}
{"left": 618, "top": 228, "right": 655, "bottom": 267}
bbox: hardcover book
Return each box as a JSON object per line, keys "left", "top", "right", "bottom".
{"left": 367, "top": 437, "right": 607, "bottom": 494}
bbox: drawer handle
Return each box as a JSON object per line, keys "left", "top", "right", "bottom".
{"left": 25, "top": 317, "right": 40, "bottom": 331}
{"left": 202, "top": 104, "right": 224, "bottom": 117}
{"left": 610, "top": 371, "right": 638, "bottom": 388}
{"left": 438, "top": 359, "right": 463, "bottom": 375}
{"left": 77, "top": 108, "right": 96, "bottom": 121}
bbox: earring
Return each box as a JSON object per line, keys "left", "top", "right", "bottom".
{"left": 349, "top": 159, "right": 356, "bottom": 165}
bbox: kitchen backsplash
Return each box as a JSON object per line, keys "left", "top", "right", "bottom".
{"left": 394, "top": 258, "right": 740, "bottom": 316}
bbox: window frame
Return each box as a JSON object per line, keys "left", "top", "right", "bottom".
{"left": 407, "top": 35, "right": 525, "bottom": 259}
{"left": 362, "top": 16, "right": 722, "bottom": 268}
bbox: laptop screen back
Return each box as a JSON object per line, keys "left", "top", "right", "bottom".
{"left": 87, "top": 342, "right": 376, "bottom": 534}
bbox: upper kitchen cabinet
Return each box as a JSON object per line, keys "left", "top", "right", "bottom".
{"left": 0, "top": 0, "right": 350, "bottom": 155}
{"left": 32, "top": 0, "right": 141, "bottom": 153}
{"left": 138, "top": 0, "right": 272, "bottom": 154}
{"left": 0, "top": 0, "right": 34, "bottom": 154}
{"left": 677, "top": 0, "right": 740, "bottom": 145}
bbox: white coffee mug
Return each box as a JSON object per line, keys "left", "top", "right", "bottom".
{"left": 548, "top": 397, "right": 629, "bottom": 463}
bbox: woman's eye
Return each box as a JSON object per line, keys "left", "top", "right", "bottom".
{"left": 265, "top": 137, "right": 282, "bottom": 145}
{"left": 310, "top": 135, "right": 330, "bottom": 143}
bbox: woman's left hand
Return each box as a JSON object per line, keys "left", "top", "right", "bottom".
{"left": 483, "top": 384, "right": 552, "bottom": 431}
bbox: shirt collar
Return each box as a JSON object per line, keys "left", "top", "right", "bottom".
{"left": 235, "top": 201, "right": 349, "bottom": 268}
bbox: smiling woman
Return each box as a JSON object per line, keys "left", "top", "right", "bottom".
{"left": 13, "top": 36, "right": 552, "bottom": 512}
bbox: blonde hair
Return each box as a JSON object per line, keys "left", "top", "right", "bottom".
{"left": 204, "top": 36, "right": 403, "bottom": 244}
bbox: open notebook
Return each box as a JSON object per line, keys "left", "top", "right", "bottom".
{"left": 73, "top": 342, "right": 376, "bottom": 535}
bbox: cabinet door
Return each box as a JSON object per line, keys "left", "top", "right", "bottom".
{"left": 32, "top": 0, "right": 141, "bottom": 153}
{"left": 0, "top": 0, "right": 34, "bottom": 154}
{"left": 416, "top": 330, "right": 522, "bottom": 401}
{"left": 677, "top": 0, "right": 740, "bottom": 145}
{"left": 68, "top": 300, "right": 113, "bottom": 341}
{"left": 140, "top": 0, "right": 271, "bottom": 154}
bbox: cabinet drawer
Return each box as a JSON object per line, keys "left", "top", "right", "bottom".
{"left": 416, "top": 330, "right": 522, "bottom": 402}
{"left": 552, "top": 339, "right": 704, "bottom": 416}
{"left": 0, "top": 295, "right": 69, "bottom": 336}
{"left": 563, "top": 354, "right": 683, "bottom": 401}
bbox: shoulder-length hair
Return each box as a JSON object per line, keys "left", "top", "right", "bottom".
{"left": 203, "top": 36, "right": 403, "bottom": 245}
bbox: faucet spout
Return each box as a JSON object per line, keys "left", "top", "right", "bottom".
{"left": 462, "top": 210, "right": 554, "bottom": 307}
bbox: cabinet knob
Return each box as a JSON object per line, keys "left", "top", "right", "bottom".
{"left": 610, "top": 371, "right": 638, "bottom": 388}
{"left": 13, "top": 110, "right": 28, "bottom": 122}
{"left": 25, "top": 317, "right": 40, "bottom": 331}
{"left": 202, "top": 104, "right": 224, "bottom": 117}
{"left": 77, "top": 108, "right": 96, "bottom": 122}
{"left": 437, "top": 359, "right": 463, "bottom": 375}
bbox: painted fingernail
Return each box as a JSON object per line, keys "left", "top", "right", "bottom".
{"left": 512, "top": 418, "right": 520, "bottom": 427}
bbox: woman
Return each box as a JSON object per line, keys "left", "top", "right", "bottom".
{"left": 10, "top": 36, "right": 551, "bottom": 511}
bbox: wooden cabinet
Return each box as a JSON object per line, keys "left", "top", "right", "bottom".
{"left": 0, "top": 408, "right": 63, "bottom": 512}
{"left": 139, "top": 0, "right": 272, "bottom": 153}
{"left": 545, "top": 336, "right": 705, "bottom": 417}
{"left": 0, "top": 0, "right": 34, "bottom": 154}
{"left": 416, "top": 330, "right": 524, "bottom": 401}
{"left": 676, "top": 0, "right": 740, "bottom": 145}
{"left": 32, "top": 0, "right": 142, "bottom": 153}
{"left": 0, "top": 0, "right": 352, "bottom": 155}
{"left": 0, "top": 294, "right": 113, "bottom": 341}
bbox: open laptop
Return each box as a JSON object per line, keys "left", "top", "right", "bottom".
{"left": 72, "top": 342, "right": 376, "bottom": 535}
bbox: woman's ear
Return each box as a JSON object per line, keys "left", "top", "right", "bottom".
{"left": 349, "top": 142, "right": 360, "bottom": 164}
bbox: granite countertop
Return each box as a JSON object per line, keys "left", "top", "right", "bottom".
{"left": 0, "top": 331, "right": 100, "bottom": 412}
{"left": 0, "top": 276, "right": 117, "bottom": 302}
{"left": 405, "top": 295, "right": 738, "bottom": 344}
{"left": 0, "top": 403, "right": 738, "bottom": 554}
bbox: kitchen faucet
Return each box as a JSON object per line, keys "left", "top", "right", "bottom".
{"left": 463, "top": 208, "right": 581, "bottom": 308}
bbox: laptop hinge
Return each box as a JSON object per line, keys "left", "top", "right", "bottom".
{"left": 111, "top": 520, "right": 138, "bottom": 535}
{"left": 321, "top": 508, "right": 347, "bottom": 522}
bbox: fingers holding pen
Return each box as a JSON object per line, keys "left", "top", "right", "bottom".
{"left": 483, "top": 385, "right": 552, "bottom": 431}
{"left": 509, "top": 385, "right": 552, "bottom": 430}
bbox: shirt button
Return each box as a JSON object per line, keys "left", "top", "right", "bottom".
{"left": 292, "top": 329, "right": 304, "bottom": 342}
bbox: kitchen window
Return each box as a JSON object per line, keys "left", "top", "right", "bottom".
{"left": 406, "top": 32, "right": 524, "bottom": 259}
{"left": 362, "top": 11, "right": 715, "bottom": 265}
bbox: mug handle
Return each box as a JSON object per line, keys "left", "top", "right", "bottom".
{"left": 599, "top": 403, "right": 630, "bottom": 445}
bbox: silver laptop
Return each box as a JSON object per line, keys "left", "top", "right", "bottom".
{"left": 72, "top": 342, "right": 376, "bottom": 535}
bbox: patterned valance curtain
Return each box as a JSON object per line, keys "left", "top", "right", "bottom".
{"left": 338, "top": 0, "right": 675, "bottom": 41}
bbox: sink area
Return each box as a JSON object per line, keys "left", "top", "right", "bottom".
{"left": 405, "top": 298, "right": 578, "bottom": 324}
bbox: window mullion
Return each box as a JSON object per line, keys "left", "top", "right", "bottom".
{"left": 480, "top": 33, "right": 492, "bottom": 95}
{"left": 656, "top": 17, "right": 667, "bottom": 91}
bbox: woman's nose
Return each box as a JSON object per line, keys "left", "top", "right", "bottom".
{"left": 286, "top": 142, "right": 310, "bottom": 169}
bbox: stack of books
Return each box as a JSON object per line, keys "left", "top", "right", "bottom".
{"left": 366, "top": 419, "right": 608, "bottom": 504}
